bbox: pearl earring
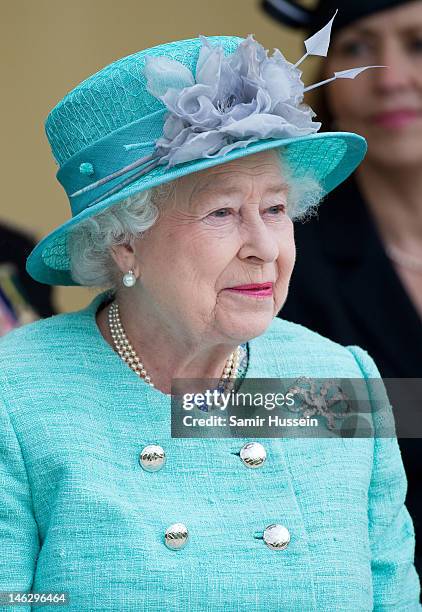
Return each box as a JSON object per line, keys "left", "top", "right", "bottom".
{"left": 122, "top": 269, "right": 136, "bottom": 287}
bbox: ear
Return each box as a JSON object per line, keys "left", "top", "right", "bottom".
{"left": 110, "top": 243, "right": 140, "bottom": 277}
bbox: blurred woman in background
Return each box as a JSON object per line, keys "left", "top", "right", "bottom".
{"left": 264, "top": 0, "right": 422, "bottom": 579}
{"left": 0, "top": 223, "right": 56, "bottom": 335}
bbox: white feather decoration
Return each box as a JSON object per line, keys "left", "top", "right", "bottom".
{"left": 304, "top": 66, "right": 388, "bottom": 92}
{"left": 295, "top": 9, "right": 338, "bottom": 67}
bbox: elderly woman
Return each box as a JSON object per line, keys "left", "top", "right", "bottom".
{"left": 0, "top": 25, "right": 420, "bottom": 611}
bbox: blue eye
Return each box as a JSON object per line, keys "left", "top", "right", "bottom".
{"left": 267, "top": 205, "right": 286, "bottom": 215}
{"left": 206, "top": 205, "right": 285, "bottom": 220}
{"left": 210, "top": 208, "right": 231, "bottom": 218}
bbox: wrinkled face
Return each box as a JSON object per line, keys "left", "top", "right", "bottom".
{"left": 324, "top": 1, "right": 422, "bottom": 167}
{"left": 132, "top": 149, "right": 295, "bottom": 345}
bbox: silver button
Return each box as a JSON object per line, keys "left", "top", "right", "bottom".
{"left": 164, "top": 523, "right": 189, "bottom": 550}
{"left": 240, "top": 442, "right": 267, "bottom": 468}
{"left": 263, "top": 524, "right": 290, "bottom": 550}
{"left": 139, "top": 444, "right": 166, "bottom": 472}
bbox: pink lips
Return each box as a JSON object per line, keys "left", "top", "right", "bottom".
{"left": 226, "top": 282, "right": 273, "bottom": 297}
{"left": 372, "top": 109, "right": 422, "bottom": 129}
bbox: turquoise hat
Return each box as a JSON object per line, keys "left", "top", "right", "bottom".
{"left": 26, "top": 29, "right": 370, "bottom": 286}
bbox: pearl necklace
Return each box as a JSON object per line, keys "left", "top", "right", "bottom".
{"left": 385, "top": 243, "right": 422, "bottom": 274}
{"left": 107, "top": 301, "right": 241, "bottom": 390}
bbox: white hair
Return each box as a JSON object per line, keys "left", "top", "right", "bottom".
{"left": 67, "top": 153, "right": 325, "bottom": 290}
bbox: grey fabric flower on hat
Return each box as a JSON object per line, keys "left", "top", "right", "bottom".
{"left": 144, "top": 35, "right": 321, "bottom": 167}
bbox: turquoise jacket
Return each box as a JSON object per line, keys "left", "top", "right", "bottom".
{"left": 0, "top": 290, "right": 420, "bottom": 611}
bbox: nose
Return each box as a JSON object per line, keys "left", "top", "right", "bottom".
{"left": 237, "top": 216, "right": 279, "bottom": 263}
{"left": 373, "top": 40, "right": 415, "bottom": 93}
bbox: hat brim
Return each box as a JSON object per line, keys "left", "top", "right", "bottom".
{"left": 26, "top": 131, "right": 366, "bottom": 286}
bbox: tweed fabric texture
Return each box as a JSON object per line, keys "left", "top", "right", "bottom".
{"left": 0, "top": 290, "right": 420, "bottom": 611}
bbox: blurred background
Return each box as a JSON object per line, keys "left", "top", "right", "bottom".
{"left": 0, "top": 0, "right": 316, "bottom": 314}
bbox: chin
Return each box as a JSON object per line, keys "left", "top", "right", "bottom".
{"left": 221, "top": 314, "right": 274, "bottom": 343}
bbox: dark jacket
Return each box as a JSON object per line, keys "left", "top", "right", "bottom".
{"left": 0, "top": 223, "right": 56, "bottom": 319}
{"left": 281, "top": 174, "right": 422, "bottom": 580}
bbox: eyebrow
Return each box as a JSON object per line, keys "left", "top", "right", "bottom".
{"left": 189, "top": 182, "right": 288, "bottom": 211}
{"left": 192, "top": 178, "right": 289, "bottom": 197}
